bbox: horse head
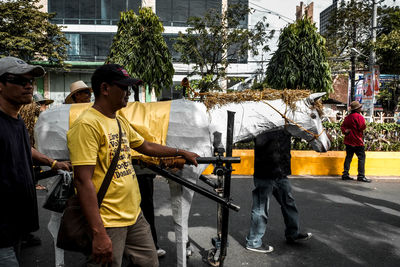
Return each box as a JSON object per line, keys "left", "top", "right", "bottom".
{"left": 284, "top": 92, "right": 331, "bottom": 152}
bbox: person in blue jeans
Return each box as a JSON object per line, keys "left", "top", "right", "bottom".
{"left": 245, "top": 130, "right": 312, "bottom": 253}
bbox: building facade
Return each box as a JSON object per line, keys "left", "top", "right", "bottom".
{"left": 319, "top": 0, "right": 339, "bottom": 35}
{"left": 37, "top": 0, "right": 254, "bottom": 104}
{"left": 295, "top": 1, "right": 314, "bottom": 22}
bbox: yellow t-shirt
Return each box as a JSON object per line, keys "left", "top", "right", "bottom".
{"left": 67, "top": 108, "right": 144, "bottom": 227}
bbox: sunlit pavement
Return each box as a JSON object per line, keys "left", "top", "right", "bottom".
{"left": 21, "top": 175, "right": 400, "bottom": 267}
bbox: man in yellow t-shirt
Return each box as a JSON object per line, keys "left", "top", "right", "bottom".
{"left": 67, "top": 64, "right": 199, "bottom": 267}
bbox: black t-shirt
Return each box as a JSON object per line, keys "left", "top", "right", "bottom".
{"left": 254, "top": 130, "right": 292, "bottom": 179}
{"left": 0, "top": 109, "right": 39, "bottom": 247}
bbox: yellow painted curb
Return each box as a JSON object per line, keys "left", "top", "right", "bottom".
{"left": 202, "top": 150, "right": 400, "bottom": 176}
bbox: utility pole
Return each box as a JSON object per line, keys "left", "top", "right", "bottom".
{"left": 367, "top": 0, "right": 377, "bottom": 122}
{"left": 350, "top": 27, "right": 357, "bottom": 104}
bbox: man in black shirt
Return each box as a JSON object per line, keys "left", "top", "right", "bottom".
{"left": 0, "top": 57, "right": 70, "bottom": 265}
{"left": 245, "top": 130, "right": 312, "bottom": 253}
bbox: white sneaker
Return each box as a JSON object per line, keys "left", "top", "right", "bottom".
{"left": 157, "top": 248, "right": 166, "bottom": 257}
{"left": 245, "top": 245, "right": 274, "bottom": 253}
{"left": 186, "top": 246, "right": 194, "bottom": 257}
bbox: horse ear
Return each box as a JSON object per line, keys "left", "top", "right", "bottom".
{"left": 307, "top": 92, "right": 326, "bottom": 104}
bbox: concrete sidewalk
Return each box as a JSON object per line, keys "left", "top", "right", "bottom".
{"left": 21, "top": 176, "right": 400, "bottom": 267}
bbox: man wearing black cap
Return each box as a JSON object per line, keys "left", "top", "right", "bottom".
{"left": 0, "top": 56, "right": 69, "bottom": 265}
{"left": 341, "top": 101, "right": 371, "bottom": 182}
{"left": 67, "top": 64, "right": 199, "bottom": 267}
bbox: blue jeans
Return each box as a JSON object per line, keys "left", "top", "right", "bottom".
{"left": 246, "top": 177, "right": 299, "bottom": 248}
{"left": 0, "top": 247, "right": 19, "bottom": 267}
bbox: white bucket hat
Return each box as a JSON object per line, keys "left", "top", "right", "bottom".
{"left": 64, "top": 80, "right": 92, "bottom": 104}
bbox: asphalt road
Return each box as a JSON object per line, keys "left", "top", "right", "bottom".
{"left": 20, "top": 176, "right": 400, "bottom": 267}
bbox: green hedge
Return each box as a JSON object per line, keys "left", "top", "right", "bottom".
{"left": 234, "top": 122, "right": 400, "bottom": 151}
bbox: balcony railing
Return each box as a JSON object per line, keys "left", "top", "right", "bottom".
{"left": 51, "top": 18, "right": 119, "bottom": 25}
{"left": 67, "top": 55, "right": 107, "bottom": 62}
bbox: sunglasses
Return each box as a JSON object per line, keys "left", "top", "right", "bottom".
{"left": 113, "top": 83, "right": 133, "bottom": 92}
{"left": 77, "top": 89, "right": 91, "bottom": 95}
{"left": 2, "top": 75, "right": 35, "bottom": 87}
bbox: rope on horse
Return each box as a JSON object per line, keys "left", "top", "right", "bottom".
{"left": 261, "top": 100, "right": 326, "bottom": 142}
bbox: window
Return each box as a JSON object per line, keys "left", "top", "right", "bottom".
{"left": 157, "top": 0, "right": 221, "bottom": 27}
{"left": 65, "top": 33, "right": 115, "bottom": 61}
{"left": 80, "top": 0, "right": 95, "bottom": 24}
{"left": 67, "top": 34, "right": 80, "bottom": 56}
{"left": 227, "top": 42, "right": 248, "bottom": 63}
{"left": 228, "top": 0, "right": 248, "bottom": 28}
{"left": 49, "top": 0, "right": 64, "bottom": 19}
{"left": 163, "top": 34, "right": 181, "bottom": 62}
{"left": 159, "top": 81, "right": 182, "bottom": 100}
{"left": 49, "top": 0, "right": 140, "bottom": 25}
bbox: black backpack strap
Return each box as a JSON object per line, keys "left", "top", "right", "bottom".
{"left": 96, "top": 118, "right": 122, "bottom": 207}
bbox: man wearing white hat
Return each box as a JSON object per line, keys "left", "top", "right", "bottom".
{"left": 341, "top": 101, "right": 371, "bottom": 183}
{"left": 64, "top": 80, "right": 92, "bottom": 104}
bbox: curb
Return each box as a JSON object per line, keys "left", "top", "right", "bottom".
{"left": 228, "top": 175, "right": 400, "bottom": 180}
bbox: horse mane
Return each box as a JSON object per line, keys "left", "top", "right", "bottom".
{"left": 193, "top": 89, "right": 322, "bottom": 115}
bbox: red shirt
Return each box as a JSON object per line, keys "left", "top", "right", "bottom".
{"left": 341, "top": 112, "right": 366, "bottom": 146}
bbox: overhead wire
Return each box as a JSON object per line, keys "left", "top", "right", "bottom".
{"left": 249, "top": 1, "right": 295, "bottom": 24}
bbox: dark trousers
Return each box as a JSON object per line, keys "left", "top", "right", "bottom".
{"left": 137, "top": 174, "right": 158, "bottom": 249}
{"left": 343, "top": 145, "right": 366, "bottom": 179}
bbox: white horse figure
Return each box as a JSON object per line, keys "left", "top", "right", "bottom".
{"left": 35, "top": 92, "right": 330, "bottom": 267}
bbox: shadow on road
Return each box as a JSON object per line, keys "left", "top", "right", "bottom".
{"left": 20, "top": 177, "right": 400, "bottom": 267}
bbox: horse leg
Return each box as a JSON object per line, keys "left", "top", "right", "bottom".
{"left": 168, "top": 167, "right": 197, "bottom": 267}
{"left": 48, "top": 212, "right": 64, "bottom": 267}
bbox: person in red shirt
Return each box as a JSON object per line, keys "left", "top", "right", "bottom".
{"left": 340, "top": 101, "right": 371, "bottom": 182}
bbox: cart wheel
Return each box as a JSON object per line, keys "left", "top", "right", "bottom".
{"left": 207, "top": 248, "right": 220, "bottom": 267}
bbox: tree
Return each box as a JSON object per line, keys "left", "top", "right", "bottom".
{"left": 375, "top": 78, "right": 400, "bottom": 111}
{"left": 265, "top": 18, "right": 333, "bottom": 94}
{"left": 173, "top": 3, "right": 274, "bottom": 93}
{"left": 107, "top": 8, "right": 174, "bottom": 100}
{"left": 0, "top": 0, "right": 69, "bottom": 65}
{"left": 371, "top": 6, "right": 400, "bottom": 111}
{"left": 375, "top": 29, "right": 400, "bottom": 74}
{"left": 377, "top": 5, "right": 400, "bottom": 36}
{"left": 375, "top": 6, "right": 400, "bottom": 74}
{"left": 323, "top": 0, "right": 371, "bottom": 73}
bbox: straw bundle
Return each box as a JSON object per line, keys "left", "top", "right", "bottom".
{"left": 195, "top": 89, "right": 310, "bottom": 110}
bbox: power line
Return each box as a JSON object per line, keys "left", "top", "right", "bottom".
{"left": 251, "top": 9, "right": 293, "bottom": 24}
{"left": 249, "top": 1, "right": 295, "bottom": 23}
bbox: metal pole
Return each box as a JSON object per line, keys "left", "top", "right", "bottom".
{"left": 147, "top": 165, "right": 240, "bottom": 211}
{"left": 349, "top": 2, "right": 358, "bottom": 106}
{"left": 218, "top": 111, "right": 235, "bottom": 267}
{"left": 350, "top": 54, "right": 356, "bottom": 104}
{"left": 368, "top": 0, "right": 377, "bottom": 122}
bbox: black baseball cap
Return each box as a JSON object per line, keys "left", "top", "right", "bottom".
{"left": 92, "top": 64, "right": 143, "bottom": 87}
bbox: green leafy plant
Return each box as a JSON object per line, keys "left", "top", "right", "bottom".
{"left": 0, "top": 0, "right": 69, "bottom": 65}
{"left": 294, "top": 122, "right": 400, "bottom": 151}
{"left": 375, "top": 29, "right": 400, "bottom": 74}
{"left": 107, "top": 8, "right": 174, "bottom": 100}
{"left": 265, "top": 18, "right": 333, "bottom": 94}
{"left": 235, "top": 122, "right": 400, "bottom": 151}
